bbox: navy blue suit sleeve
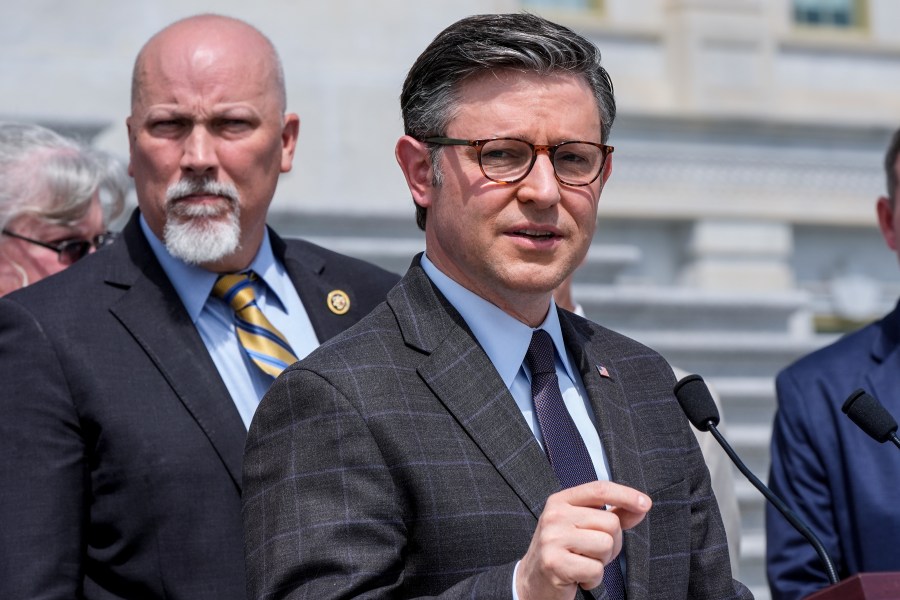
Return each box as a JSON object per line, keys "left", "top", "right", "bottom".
{"left": 0, "top": 297, "right": 86, "bottom": 599}
{"left": 767, "top": 368, "right": 841, "bottom": 600}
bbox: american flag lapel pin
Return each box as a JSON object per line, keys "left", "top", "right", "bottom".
{"left": 597, "top": 364, "right": 611, "bottom": 379}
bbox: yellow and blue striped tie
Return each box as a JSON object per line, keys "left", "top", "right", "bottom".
{"left": 213, "top": 272, "right": 299, "bottom": 378}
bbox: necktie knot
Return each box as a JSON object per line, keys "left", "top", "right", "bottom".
{"left": 211, "top": 271, "right": 299, "bottom": 378}
{"left": 213, "top": 272, "right": 257, "bottom": 312}
{"left": 525, "top": 329, "right": 556, "bottom": 376}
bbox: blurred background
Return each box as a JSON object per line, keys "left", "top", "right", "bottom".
{"left": 4, "top": 1, "right": 899, "bottom": 597}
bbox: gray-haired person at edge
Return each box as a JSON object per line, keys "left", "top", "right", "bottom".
{"left": 242, "top": 13, "right": 751, "bottom": 600}
{"left": 0, "top": 14, "right": 398, "bottom": 600}
{"left": 0, "top": 122, "right": 127, "bottom": 296}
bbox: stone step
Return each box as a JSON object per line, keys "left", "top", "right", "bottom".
{"left": 736, "top": 476, "right": 768, "bottom": 536}
{"left": 729, "top": 422, "right": 773, "bottom": 466}
{"left": 708, "top": 376, "right": 777, "bottom": 426}
{"left": 740, "top": 530, "right": 770, "bottom": 600}
{"left": 579, "top": 285, "right": 809, "bottom": 333}
{"left": 303, "top": 235, "right": 422, "bottom": 275}
{"left": 570, "top": 245, "right": 642, "bottom": 284}
{"left": 274, "top": 212, "right": 423, "bottom": 240}
{"left": 621, "top": 331, "right": 833, "bottom": 378}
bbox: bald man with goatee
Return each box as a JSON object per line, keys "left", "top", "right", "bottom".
{"left": 0, "top": 14, "right": 397, "bottom": 599}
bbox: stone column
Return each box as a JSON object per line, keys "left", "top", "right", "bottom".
{"left": 679, "top": 218, "right": 794, "bottom": 291}
{"left": 664, "top": 0, "right": 774, "bottom": 116}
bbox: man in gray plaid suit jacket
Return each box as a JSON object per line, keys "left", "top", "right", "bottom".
{"left": 243, "top": 13, "right": 751, "bottom": 600}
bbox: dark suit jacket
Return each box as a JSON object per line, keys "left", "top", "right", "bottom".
{"left": 767, "top": 301, "right": 900, "bottom": 600}
{"left": 0, "top": 211, "right": 399, "bottom": 600}
{"left": 243, "top": 259, "right": 749, "bottom": 599}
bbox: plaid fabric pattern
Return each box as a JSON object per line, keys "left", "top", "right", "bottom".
{"left": 242, "top": 261, "right": 751, "bottom": 600}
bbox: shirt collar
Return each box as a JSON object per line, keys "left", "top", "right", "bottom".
{"left": 420, "top": 254, "right": 577, "bottom": 388}
{"left": 139, "top": 214, "right": 288, "bottom": 323}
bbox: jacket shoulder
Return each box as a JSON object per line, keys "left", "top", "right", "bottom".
{"left": 282, "top": 238, "right": 399, "bottom": 285}
{"left": 1, "top": 245, "right": 123, "bottom": 318}
{"left": 565, "top": 309, "right": 669, "bottom": 361}
{"left": 779, "top": 319, "right": 883, "bottom": 384}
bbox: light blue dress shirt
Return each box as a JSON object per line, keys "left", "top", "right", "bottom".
{"left": 421, "top": 255, "right": 619, "bottom": 597}
{"left": 140, "top": 216, "right": 319, "bottom": 429}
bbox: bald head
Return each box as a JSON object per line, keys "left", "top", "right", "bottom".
{"left": 125, "top": 13, "right": 299, "bottom": 272}
{"left": 131, "top": 14, "right": 286, "bottom": 114}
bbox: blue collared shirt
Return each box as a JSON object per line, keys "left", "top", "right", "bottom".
{"left": 420, "top": 255, "right": 612, "bottom": 481}
{"left": 421, "top": 256, "right": 618, "bottom": 597}
{"left": 140, "top": 216, "right": 319, "bottom": 429}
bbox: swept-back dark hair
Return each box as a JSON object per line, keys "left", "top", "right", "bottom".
{"left": 400, "top": 13, "right": 615, "bottom": 230}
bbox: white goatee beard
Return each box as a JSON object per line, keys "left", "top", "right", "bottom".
{"left": 162, "top": 179, "right": 242, "bottom": 266}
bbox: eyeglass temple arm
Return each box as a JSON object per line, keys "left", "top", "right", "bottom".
{"left": 1, "top": 229, "right": 62, "bottom": 252}
{"left": 422, "top": 137, "right": 475, "bottom": 147}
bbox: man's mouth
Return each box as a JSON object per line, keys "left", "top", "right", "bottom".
{"left": 168, "top": 195, "right": 235, "bottom": 219}
{"left": 165, "top": 179, "right": 240, "bottom": 207}
{"left": 511, "top": 229, "right": 556, "bottom": 239}
{"left": 175, "top": 193, "right": 228, "bottom": 202}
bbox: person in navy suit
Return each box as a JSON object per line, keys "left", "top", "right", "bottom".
{"left": 0, "top": 14, "right": 397, "bottom": 600}
{"left": 767, "top": 127, "right": 900, "bottom": 600}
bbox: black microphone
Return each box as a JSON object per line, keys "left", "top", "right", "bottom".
{"left": 842, "top": 389, "right": 900, "bottom": 450}
{"left": 673, "top": 374, "right": 841, "bottom": 586}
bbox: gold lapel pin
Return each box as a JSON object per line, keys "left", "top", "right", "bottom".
{"left": 327, "top": 289, "right": 350, "bottom": 315}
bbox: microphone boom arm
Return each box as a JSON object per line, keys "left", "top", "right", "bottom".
{"left": 704, "top": 420, "right": 840, "bottom": 586}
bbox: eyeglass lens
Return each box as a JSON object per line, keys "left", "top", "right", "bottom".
{"left": 58, "top": 233, "right": 115, "bottom": 265}
{"left": 479, "top": 139, "right": 604, "bottom": 185}
{"left": 2, "top": 229, "right": 115, "bottom": 265}
{"left": 58, "top": 240, "right": 93, "bottom": 264}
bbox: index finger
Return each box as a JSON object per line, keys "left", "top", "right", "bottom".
{"left": 559, "top": 480, "right": 651, "bottom": 524}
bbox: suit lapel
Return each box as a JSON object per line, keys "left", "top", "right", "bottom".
{"left": 421, "top": 329, "right": 562, "bottom": 519}
{"left": 107, "top": 216, "right": 247, "bottom": 491}
{"left": 865, "top": 345, "right": 900, "bottom": 424}
{"left": 274, "top": 231, "right": 371, "bottom": 344}
{"left": 390, "top": 262, "right": 560, "bottom": 520}
{"left": 864, "top": 303, "right": 900, "bottom": 431}
{"left": 561, "top": 312, "right": 651, "bottom": 598}
{"left": 561, "top": 315, "right": 647, "bottom": 490}
{"left": 274, "top": 233, "right": 336, "bottom": 342}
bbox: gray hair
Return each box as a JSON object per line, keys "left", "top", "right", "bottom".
{"left": 885, "top": 127, "right": 900, "bottom": 207}
{"left": 0, "top": 122, "right": 127, "bottom": 231}
{"left": 400, "top": 13, "right": 615, "bottom": 230}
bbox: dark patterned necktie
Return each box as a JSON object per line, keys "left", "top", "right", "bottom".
{"left": 213, "top": 272, "right": 299, "bottom": 377}
{"left": 525, "top": 329, "right": 626, "bottom": 600}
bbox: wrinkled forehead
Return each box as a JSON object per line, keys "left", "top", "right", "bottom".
{"left": 132, "top": 23, "right": 284, "bottom": 112}
{"left": 143, "top": 50, "right": 269, "bottom": 93}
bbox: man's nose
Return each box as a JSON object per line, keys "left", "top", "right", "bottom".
{"left": 180, "top": 126, "right": 218, "bottom": 175}
{"left": 517, "top": 150, "right": 561, "bottom": 207}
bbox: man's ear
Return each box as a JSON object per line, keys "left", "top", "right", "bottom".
{"left": 395, "top": 135, "right": 434, "bottom": 210}
{"left": 125, "top": 116, "right": 136, "bottom": 178}
{"left": 598, "top": 153, "right": 613, "bottom": 193}
{"left": 877, "top": 195, "right": 897, "bottom": 251}
{"left": 279, "top": 113, "right": 301, "bottom": 173}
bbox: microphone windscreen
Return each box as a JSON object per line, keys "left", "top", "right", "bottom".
{"left": 842, "top": 389, "right": 899, "bottom": 443}
{"left": 673, "top": 374, "right": 720, "bottom": 432}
